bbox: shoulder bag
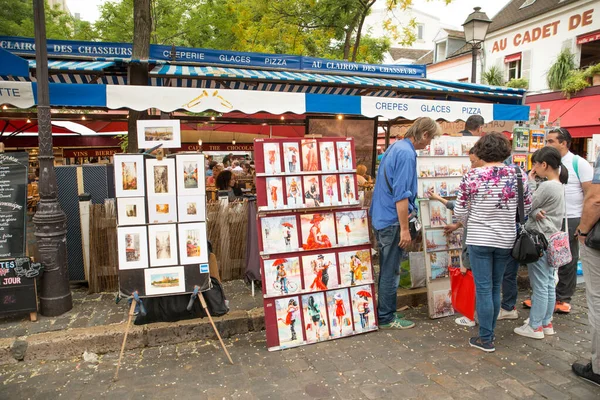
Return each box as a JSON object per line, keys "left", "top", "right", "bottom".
{"left": 546, "top": 187, "right": 572, "bottom": 268}
{"left": 585, "top": 222, "right": 600, "bottom": 250}
{"left": 512, "top": 167, "right": 548, "bottom": 263}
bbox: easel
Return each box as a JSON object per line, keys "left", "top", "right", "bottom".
{"left": 114, "top": 291, "right": 145, "bottom": 381}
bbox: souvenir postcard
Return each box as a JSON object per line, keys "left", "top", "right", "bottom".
{"left": 144, "top": 266, "right": 186, "bottom": 296}
{"left": 512, "top": 127, "right": 530, "bottom": 152}
{"left": 275, "top": 296, "right": 304, "bottom": 347}
{"left": 421, "top": 181, "right": 435, "bottom": 198}
{"left": 285, "top": 177, "right": 303, "bottom": 208}
{"left": 350, "top": 285, "right": 376, "bottom": 332}
{"left": 435, "top": 181, "right": 450, "bottom": 197}
{"left": 301, "top": 139, "right": 319, "bottom": 172}
{"left": 448, "top": 231, "right": 463, "bottom": 249}
{"left": 429, "top": 251, "right": 450, "bottom": 280}
{"left": 319, "top": 141, "right": 337, "bottom": 172}
{"left": 178, "top": 222, "right": 209, "bottom": 265}
{"left": 447, "top": 180, "right": 460, "bottom": 196}
{"left": 302, "top": 293, "right": 330, "bottom": 343}
{"left": 117, "top": 197, "right": 146, "bottom": 226}
{"left": 266, "top": 177, "right": 285, "bottom": 209}
{"left": 448, "top": 165, "right": 462, "bottom": 177}
{"left": 148, "top": 196, "right": 178, "bottom": 224}
{"left": 336, "top": 210, "right": 370, "bottom": 247}
{"left": 418, "top": 163, "right": 435, "bottom": 178}
{"left": 303, "top": 176, "right": 321, "bottom": 207}
{"left": 302, "top": 252, "right": 339, "bottom": 291}
{"left": 264, "top": 257, "right": 302, "bottom": 297}
{"left": 429, "top": 201, "right": 449, "bottom": 227}
{"left": 461, "top": 163, "right": 470, "bottom": 175}
{"left": 260, "top": 215, "right": 300, "bottom": 254}
{"left": 336, "top": 141, "right": 353, "bottom": 171}
{"left": 461, "top": 137, "right": 478, "bottom": 156}
{"left": 146, "top": 158, "right": 176, "bottom": 197}
{"left": 321, "top": 175, "right": 339, "bottom": 206}
{"left": 425, "top": 230, "right": 447, "bottom": 251}
{"left": 326, "top": 289, "right": 353, "bottom": 338}
{"left": 114, "top": 154, "right": 145, "bottom": 198}
{"left": 176, "top": 154, "right": 205, "bottom": 196}
{"left": 177, "top": 195, "right": 206, "bottom": 222}
{"left": 432, "top": 289, "right": 454, "bottom": 318}
{"left": 339, "top": 174, "right": 357, "bottom": 205}
{"left": 434, "top": 165, "right": 449, "bottom": 177}
{"left": 148, "top": 224, "right": 179, "bottom": 267}
{"left": 117, "top": 226, "right": 149, "bottom": 270}
{"left": 300, "top": 213, "right": 337, "bottom": 250}
{"left": 283, "top": 142, "right": 301, "bottom": 173}
{"left": 338, "top": 249, "right": 373, "bottom": 287}
{"left": 263, "top": 142, "right": 283, "bottom": 174}
{"left": 137, "top": 119, "right": 181, "bottom": 149}
{"left": 446, "top": 138, "right": 461, "bottom": 157}
{"left": 529, "top": 129, "right": 545, "bottom": 153}
{"left": 431, "top": 139, "right": 447, "bottom": 156}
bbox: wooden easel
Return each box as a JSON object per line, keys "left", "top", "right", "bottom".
{"left": 196, "top": 290, "right": 233, "bottom": 365}
{"left": 114, "top": 296, "right": 137, "bottom": 381}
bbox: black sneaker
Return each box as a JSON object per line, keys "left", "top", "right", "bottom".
{"left": 572, "top": 362, "right": 600, "bottom": 386}
{"left": 469, "top": 336, "right": 495, "bottom": 353}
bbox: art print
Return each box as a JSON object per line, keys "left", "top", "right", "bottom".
{"left": 429, "top": 252, "right": 450, "bottom": 280}
{"left": 336, "top": 141, "right": 353, "bottom": 171}
{"left": 429, "top": 201, "right": 449, "bottom": 227}
{"left": 263, "top": 142, "right": 282, "bottom": 174}
{"left": 266, "top": 177, "right": 284, "bottom": 209}
{"left": 302, "top": 293, "right": 330, "bottom": 343}
{"left": 319, "top": 141, "right": 337, "bottom": 172}
{"left": 146, "top": 158, "right": 176, "bottom": 196}
{"left": 321, "top": 175, "right": 339, "bottom": 206}
{"left": 283, "top": 142, "right": 301, "bottom": 173}
{"left": 350, "top": 285, "right": 376, "bottom": 332}
{"left": 114, "top": 154, "right": 145, "bottom": 197}
{"left": 177, "top": 195, "right": 206, "bottom": 222}
{"left": 137, "top": 119, "right": 181, "bottom": 149}
{"left": 425, "top": 230, "right": 447, "bottom": 251}
{"left": 144, "top": 266, "right": 185, "bottom": 296}
{"left": 178, "top": 222, "right": 209, "bottom": 264}
{"left": 448, "top": 165, "right": 462, "bottom": 177}
{"left": 448, "top": 231, "right": 463, "bottom": 249}
{"left": 176, "top": 154, "right": 205, "bottom": 196}
{"left": 461, "top": 138, "right": 477, "bottom": 156}
{"left": 446, "top": 139, "right": 461, "bottom": 156}
{"left": 117, "top": 197, "right": 146, "bottom": 226}
{"left": 148, "top": 224, "right": 178, "bottom": 267}
{"left": 264, "top": 257, "right": 301, "bottom": 297}
{"left": 260, "top": 215, "right": 299, "bottom": 254}
{"left": 300, "top": 213, "right": 336, "bottom": 250}
{"left": 285, "top": 177, "right": 303, "bottom": 207}
{"left": 338, "top": 249, "right": 373, "bottom": 286}
{"left": 303, "top": 176, "right": 321, "bottom": 207}
{"left": 340, "top": 174, "right": 357, "bottom": 205}
{"left": 422, "top": 181, "right": 435, "bottom": 198}
{"left": 327, "top": 289, "right": 353, "bottom": 338}
{"left": 117, "top": 226, "right": 149, "bottom": 270}
{"left": 529, "top": 130, "right": 545, "bottom": 153}
{"left": 418, "top": 164, "right": 435, "bottom": 178}
{"left": 148, "top": 196, "right": 177, "bottom": 224}
{"left": 301, "top": 139, "right": 319, "bottom": 171}
{"left": 275, "top": 296, "right": 303, "bottom": 347}
{"left": 434, "top": 165, "right": 449, "bottom": 177}
{"left": 435, "top": 181, "right": 450, "bottom": 197}
{"left": 336, "top": 210, "right": 369, "bottom": 247}
{"left": 432, "top": 289, "right": 454, "bottom": 318}
{"left": 302, "top": 253, "right": 339, "bottom": 291}
{"left": 431, "top": 139, "right": 447, "bottom": 156}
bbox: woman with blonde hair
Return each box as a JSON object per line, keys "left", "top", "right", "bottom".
{"left": 356, "top": 164, "right": 372, "bottom": 187}
{"left": 206, "top": 163, "right": 224, "bottom": 187}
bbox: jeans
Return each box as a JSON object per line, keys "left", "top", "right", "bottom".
{"left": 374, "top": 225, "right": 402, "bottom": 325}
{"left": 556, "top": 217, "right": 580, "bottom": 302}
{"left": 501, "top": 258, "right": 520, "bottom": 311}
{"left": 527, "top": 254, "right": 555, "bottom": 329}
{"left": 468, "top": 245, "right": 512, "bottom": 342}
{"left": 280, "top": 277, "right": 288, "bottom": 294}
{"left": 581, "top": 244, "right": 600, "bottom": 374}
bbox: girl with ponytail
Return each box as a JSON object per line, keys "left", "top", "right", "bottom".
{"left": 514, "top": 146, "right": 568, "bottom": 340}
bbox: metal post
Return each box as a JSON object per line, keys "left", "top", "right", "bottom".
{"left": 471, "top": 43, "right": 479, "bottom": 84}
{"left": 371, "top": 117, "right": 378, "bottom": 177}
{"left": 384, "top": 121, "right": 391, "bottom": 150}
{"left": 32, "top": 0, "right": 73, "bottom": 316}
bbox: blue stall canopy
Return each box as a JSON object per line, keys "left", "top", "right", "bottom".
{"left": 0, "top": 48, "right": 29, "bottom": 78}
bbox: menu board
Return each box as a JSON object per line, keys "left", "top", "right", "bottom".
{"left": 0, "top": 152, "right": 28, "bottom": 258}
{"left": 0, "top": 257, "right": 40, "bottom": 316}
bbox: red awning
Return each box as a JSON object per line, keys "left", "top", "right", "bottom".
{"left": 577, "top": 30, "right": 600, "bottom": 45}
{"left": 526, "top": 95, "right": 600, "bottom": 138}
{"left": 504, "top": 53, "right": 522, "bottom": 63}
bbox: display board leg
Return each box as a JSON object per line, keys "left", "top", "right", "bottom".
{"left": 198, "top": 292, "right": 234, "bottom": 365}
{"left": 29, "top": 312, "right": 37, "bottom": 322}
{"left": 251, "top": 280, "right": 255, "bottom": 297}
{"left": 114, "top": 297, "right": 137, "bottom": 381}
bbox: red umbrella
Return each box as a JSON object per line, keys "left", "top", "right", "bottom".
{"left": 272, "top": 258, "right": 287, "bottom": 266}
{"left": 325, "top": 176, "right": 337, "bottom": 185}
{"left": 281, "top": 222, "right": 294, "bottom": 228}
{"left": 307, "top": 177, "right": 318, "bottom": 183}
{"left": 356, "top": 290, "right": 372, "bottom": 298}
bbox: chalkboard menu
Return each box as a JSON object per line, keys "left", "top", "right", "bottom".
{"left": 0, "top": 152, "right": 28, "bottom": 258}
{"left": 0, "top": 257, "right": 41, "bottom": 316}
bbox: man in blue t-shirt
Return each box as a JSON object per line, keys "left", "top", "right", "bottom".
{"left": 370, "top": 117, "right": 440, "bottom": 329}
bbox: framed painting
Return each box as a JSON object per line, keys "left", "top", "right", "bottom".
{"left": 319, "top": 141, "right": 337, "bottom": 172}
{"left": 301, "top": 139, "right": 319, "bottom": 172}
{"left": 176, "top": 154, "right": 205, "bottom": 196}
{"left": 282, "top": 142, "right": 301, "bottom": 173}
{"left": 301, "top": 293, "right": 330, "bottom": 344}
{"left": 300, "top": 213, "right": 337, "bottom": 250}
{"left": 263, "top": 257, "right": 302, "bottom": 297}
{"left": 260, "top": 215, "right": 300, "bottom": 254}
{"left": 285, "top": 177, "right": 303, "bottom": 208}
{"left": 266, "top": 177, "right": 285, "bottom": 209}
{"left": 302, "top": 252, "right": 339, "bottom": 292}
{"left": 177, "top": 195, "right": 206, "bottom": 222}
{"left": 338, "top": 249, "right": 373, "bottom": 287}
{"left": 350, "top": 285, "right": 376, "bottom": 333}
{"left": 335, "top": 141, "right": 353, "bottom": 171}
{"left": 117, "top": 197, "right": 146, "bottom": 226}
{"left": 144, "top": 266, "right": 186, "bottom": 296}
{"left": 114, "top": 154, "right": 145, "bottom": 197}
{"left": 429, "top": 251, "right": 450, "bottom": 280}
{"left": 339, "top": 174, "right": 357, "bottom": 205}
{"left": 148, "top": 224, "right": 179, "bottom": 267}
{"left": 303, "top": 176, "right": 321, "bottom": 207}
{"left": 336, "top": 210, "right": 370, "bottom": 247}
{"left": 137, "top": 119, "right": 181, "bottom": 149}
{"left": 326, "top": 289, "right": 353, "bottom": 338}
{"left": 425, "top": 230, "right": 448, "bottom": 251}
{"left": 178, "top": 222, "right": 209, "bottom": 264}
{"left": 432, "top": 289, "right": 454, "bottom": 318}
{"left": 148, "top": 196, "right": 178, "bottom": 224}
{"left": 117, "top": 226, "right": 149, "bottom": 270}
{"left": 146, "top": 158, "right": 176, "bottom": 197}
{"left": 428, "top": 201, "right": 450, "bottom": 227}
{"left": 321, "top": 175, "right": 339, "bottom": 206}
{"left": 275, "top": 296, "right": 304, "bottom": 347}
{"left": 431, "top": 138, "right": 447, "bottom": 156}
{"left": 263, "top": 142, "right": 282, "bottom": 174}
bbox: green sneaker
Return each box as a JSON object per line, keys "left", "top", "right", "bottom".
{"left": 380, "top": 317, "right": 415, "bottom": 330}
{"left": 394, "top": 312, "right": 405, "bottom": 319}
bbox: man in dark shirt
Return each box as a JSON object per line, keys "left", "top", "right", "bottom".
{"left": 460, "top": 115, "right": 484, "bottom": 136}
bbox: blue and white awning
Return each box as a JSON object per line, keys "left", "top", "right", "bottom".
{"left": 29, "top": 60, "right": 116, "bottom": 71}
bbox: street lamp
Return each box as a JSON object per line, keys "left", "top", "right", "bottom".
{"left": 462, "top": 7, "right": 492, "bottom": 84}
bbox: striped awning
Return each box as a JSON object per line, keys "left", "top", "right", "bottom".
{"left": 29, "top": 60, "right": 116, "bottom": 71}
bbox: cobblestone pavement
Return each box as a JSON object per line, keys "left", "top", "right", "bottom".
{"left": 1, "top": 287, "right": 598, "bottom": 400}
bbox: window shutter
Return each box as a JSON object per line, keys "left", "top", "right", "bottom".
{"left": 521, "top": 50, "right": 531, "bottom": 81}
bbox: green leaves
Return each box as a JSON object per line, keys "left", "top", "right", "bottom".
{"left": 481, "top": 66, "right": 504, "bottom": 86}
{"left": 546, "top": 49, "right": 575, "bottom": 91}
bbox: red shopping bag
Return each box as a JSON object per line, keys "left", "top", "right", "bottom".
{"left": 449, "top": 267, "right": 475, "bottom": 320}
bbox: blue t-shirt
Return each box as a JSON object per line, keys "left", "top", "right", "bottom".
{"left": 370, "top": 139, "right": 418, "bottom": 230}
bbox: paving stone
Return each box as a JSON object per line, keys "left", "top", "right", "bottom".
{"left": 496, "top": 378, "right": 535, "bottom": 398}
{"left": 530, "top": 383, "right": 571, "bottom": 400}
{"left": 457, "top": 371, "right": 494, "bottom": 391}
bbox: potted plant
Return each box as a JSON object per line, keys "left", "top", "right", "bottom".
{"left": 547, "top": 49, "right": 575, "bottom": 91}
{"left": 481, "top": 66, "right": 504, "bottom": 86}
{"left": 584, "top": 63, "right": 600, "bottom": 86}
{"left": 507, "top": 78, "right": 529, "bottom": 89}
{"left": 562, "top": 70, "right": 590, "bottom": 99}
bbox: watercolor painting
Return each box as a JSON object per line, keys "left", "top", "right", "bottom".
{"left": 431, "top": 139, "right": 447, "bottom": 156}
{"left": 435, "top": 181, "right": 450, "bottom": 197}
{"left": 176, "top": 154, "right": 205, "bottom": 196}
{"left": 302, "top": 253, "right": 339, "bottom": 291}
{"left": 448, "top": 231, "right": 463, "bottom": 249}
{"left": 350, "top": 285, "right": 376, "bottom": 332}
{"left": 264, "top": 257, "right": 302, "bottom": 297}
{"left": 432, "top": 289, "right": 454, "bottom": 318}
{"left": 285, "top": 177, "right": 303, "bottom": 207}
{"left": 321, "top": 175, "right": 339, "bottom": 206}
{"left": 148, "top": 224, "right": 178, "bottom": 267}
{"left": 144, "top": 266, "right": 185, "bottom": 296}
{"left": 263, "top": 142, "right": 282, "bottom": 174}
{"left": 336, "top": 210, "right": 369, "bottom": 246}
{"left": 429, "top": 201, "right": 449, "bottom": 227}
{"left": 146, "top": 158, "right": 176, "bottom": 196}
{"left": 319, "top": 141, "right": 337, "bottom": 172}
{"left": 117, "top": 226, "right": 148, "bottom": 269}
{"left": 178, "top": 222, "right": 209, "bottom": 264}
{"left": 303, "top": 176, "right": 321, "bottom": 207}
{"left": 177, "top": 195, "right": 206, "bottom": 222}
{"left": 338, "top": 249, "right": 373, "bottom": 286}
{"left": 114, "top": 154, "right": 145, "bottom": 197}
{"left": 446, "top": 139, "right": 461, "bottom": 156}
{"left": 434, "top": 165, "right": 449, "bottom": 177}
{"left": 300, "top": 213, "right": 337, "bottom": 250}
{"left": 462, "top": 137, "right": 477, "bottom": 156}
{"left": 117, "top": 197, "right": 146, "bottom": 226}
{"left": 260, "top": 215, "right": 300, "bottom": 254}
{"left": 327, "top": 289, "right": 353, "bottom": 338}
{"left": 340, "top": 174, "right": 357, "bottom": 205}
{"left": 302, "top": 293, "right": 330, "bottom": 343}
{"left": 266, "top": 177, "right": 284, "bottom": 209}
{"left": 425, "top": 230, "right": 447, "bottom": 251}
{"left": 275, "top": 296, "right": 303, "bottom": 347}
{"left": 422, "top": 181, "right": 435, "bottom": 198}
{"left": 121, "top": 162, "right": 138, "bottom": 191}
{"left": 419, "top": 164, "right": 435, "bottom": 178}
{"left": 336, "top": 141, "right": 353, "bottom": 171}
{"left": 148, "top": 196, "right": 177, "bottom": 223}
{"left": 301, "top": 139, "right": 319, "bottom": 171}
{"left": 429, "top": 251, "right": 450, "bottom": 280}
{"left": 137, "top": 119, "right": 181, "bottom": 149}
{"left": 283, "top": 142, "right": 301, "bottom": 173}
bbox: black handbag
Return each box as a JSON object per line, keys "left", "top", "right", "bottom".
{"left": 585, "top": 222, "right": 600, "bottom": 250}
{"left": 512, "top": 167, "right": 548, "bottom": 263}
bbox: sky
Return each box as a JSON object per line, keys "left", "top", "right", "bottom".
{"left": 66, "top": 0, "right": 511, "bottom": 28}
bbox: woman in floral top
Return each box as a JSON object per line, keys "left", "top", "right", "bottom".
{"left": 454, "top": 133, "right": 532, "bottom": 353}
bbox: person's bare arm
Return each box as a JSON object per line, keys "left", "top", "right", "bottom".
{"left": 577, "top": 183, "right": 600, "bottom": 241}
{"left": 396, "top": 198, "right": 411, "bottom": 249}
{"left": 582, "top": 181, "right": 592, "bottom": 197}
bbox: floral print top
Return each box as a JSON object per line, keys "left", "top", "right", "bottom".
{"left": 454, "top": 166, "right": 532, "bottom": 249}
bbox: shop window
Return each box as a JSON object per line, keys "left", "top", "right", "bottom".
{"left": 508, "top": 60, "right": 521, "bottom": 80}
{"left": 435, "top": 41, "right": 447, "bottom": 62}
{"left": 580, "top": 40, "right": 600, "bottom": 68}
{"left": 417, "top": 25, "right": 424, "bottom": 40}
